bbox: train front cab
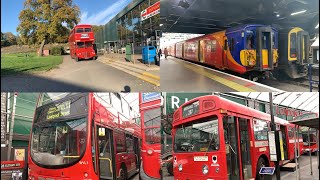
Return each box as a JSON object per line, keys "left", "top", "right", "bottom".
{"left": 277, "top": 27, "right": 310, "bottom": 79}
{"left": 226, "top": 25, "right": 279, "bottom": 78}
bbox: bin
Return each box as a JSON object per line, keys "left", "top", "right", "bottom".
{"left": 142, "top": 46, "right": 157, "bottom": 64}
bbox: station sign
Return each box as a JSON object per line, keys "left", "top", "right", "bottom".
{"left": 1, "top": 93, "right": 7, "bottom": 145}
{"left": 142, "top": 93, "right": 161, "bottom": 103}
{"left": 164, "top": 93, "right": 212, "bottom": 115}
{"left": 259, "top": 167, "right": 275, "bottom": 175}
{"left": 141, "top": 1, "right": 160, "bottom": 21}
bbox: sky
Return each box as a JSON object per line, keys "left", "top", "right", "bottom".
{"left": 1, "top": 0, "right": 132, "bottom": 35}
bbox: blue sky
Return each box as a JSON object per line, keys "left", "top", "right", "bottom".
{"left": 1, "top": 0, "right": 132, "bottom": 35}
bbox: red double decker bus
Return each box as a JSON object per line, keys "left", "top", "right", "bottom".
{"left": 68, "top": 24, "right": 97, "bottom": 61}
{"left": 28, "top": 93, "right": 141, "bottom": 180}
{"left": 172, "top": 95, "right": 303, "bottom": 180}
{"left": 139, "top": 93, "right": 161, "bottom": 180}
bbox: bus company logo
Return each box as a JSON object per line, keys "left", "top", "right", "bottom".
{"left": 79, "top": 161, "right": 89, "bottom": 165}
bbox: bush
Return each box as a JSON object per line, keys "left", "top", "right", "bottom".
{"left": 50, "top": 46, "right": 64, "bottom": 55}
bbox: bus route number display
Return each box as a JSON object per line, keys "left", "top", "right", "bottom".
{"left": 182, "top": 101, "right": 199, "bottom": 118}
{"left": 47, "top": 100, "right": 71, "bottom": 120}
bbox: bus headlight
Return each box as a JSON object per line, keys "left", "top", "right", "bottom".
{"left": 147, "top": 149, "right": 153, "bottom": 155}
{"left": 202, "top": 164, "right": 209, "bottom": 175}
{"left": 178, "top": 164, "right": 183, "bottom": 172}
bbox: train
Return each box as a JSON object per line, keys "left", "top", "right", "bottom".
{"left": 168, "top": 24, "right": 311, "bottom": 80}
{"left": 277, "top": 27, "right": 310, "bottom": 79}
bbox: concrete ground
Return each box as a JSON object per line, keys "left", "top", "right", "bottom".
{"left": 160, "top": 56, "right": 310, "bottom": 92}
{"left": 1, "top": 55, "right": 159, "bottom": 92}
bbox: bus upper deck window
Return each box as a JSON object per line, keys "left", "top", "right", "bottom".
{"left": 84, "top": 28, "right": 92, "bottom": 32}
{"left": 76, "top": 28, "right": 84, "bottom": 33}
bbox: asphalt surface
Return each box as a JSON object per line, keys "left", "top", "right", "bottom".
{"left": 1, "top": 55, "right": 159, "bottom": 92}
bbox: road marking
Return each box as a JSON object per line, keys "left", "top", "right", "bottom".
{"left": 142, "top": 72, "right": 160, "bottom": 80}
{"left": 176, "top": 61, "right": 256, "bottom": 92}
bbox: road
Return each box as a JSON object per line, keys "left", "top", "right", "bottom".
{"left": 1, "top": 56, "right": 159, "bottom": 92}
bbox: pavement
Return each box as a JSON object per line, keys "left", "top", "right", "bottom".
{"left": 98, "top": 53, "right": 160, "bottom": 87}
{"left": 160, "top": 56, "right": 310, "bottom": 92}
{"left": 1, "top": 55, "right": 159, "bottom": 92}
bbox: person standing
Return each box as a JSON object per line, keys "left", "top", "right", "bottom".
{"left": 158, "top": 48, "right": 162, "bottom": 60}
{"left": 164, "top": 48, "right": 168, "bottom": 60}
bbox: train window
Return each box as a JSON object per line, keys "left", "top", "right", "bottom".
{"left": 230, "top": 38, "right": 234, "bottom": 51}
{"left": 224, "top": 40, "right": 228, "bottom": 50}
{"left": 246, "top": 34, "right": 254, "bottom": 50}
{"left": 290, "top": 33, "right": 297, "bottom": 58}
{"left": 211, "top": 40, "right": 217, "bottom": 52}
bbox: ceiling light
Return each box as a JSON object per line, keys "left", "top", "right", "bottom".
{"left": 276, "top": 14, "right": 280, "bottom": 17}
{"left": 315, "top": 23, "right": 319, "bottom": 29}
{"left": 291, "top": 10, "right": 306, "bottom": 16}
{"left": 160, "top": 24, "right": 163, "bottom": 27}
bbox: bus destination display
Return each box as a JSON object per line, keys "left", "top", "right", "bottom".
{"left": 47, "top": 100, "right": 71, "bottom": 120}
{"left": 182, "top": 101, "right": 200, "bottom": 118}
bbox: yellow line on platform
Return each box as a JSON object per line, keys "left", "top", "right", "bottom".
{"left": 142, "top": 72, "right": 160, "bottom": 80}
{"left": 178, "top": 61, "right": 256, "bottom": 92}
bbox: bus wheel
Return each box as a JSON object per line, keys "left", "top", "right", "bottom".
{"left": 256, "top": 157, "right": 267, "bottom": 180}
{"left": 119, "top": 165, "right": 128, "bottom": 180}
{"left": 93, "top": 56, "right": 97, "bottom": 60}
{"left": 75, "top": 57, "right": 79, "bottom": 62}
{"left": 167, "top": 161, "right": 174, "bottom": 176}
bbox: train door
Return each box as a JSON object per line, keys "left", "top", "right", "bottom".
{"left": 199, "top": 40, "right": 206, "bottom": 63}
{"left": 97, "top": 126, "right": 114, "bottom": 180}
{"left": 297, "top": 31, "right": 310, "bottom": 64}
{"left": 223, "top": 116, "right": 241, "bottom": 180}
{"left": 238, "top": 118, "right": 253, "bottom": 180}
{"left": 280, "top": 126, "right": 289, "bottom": 160}
{"left": 222, "top": 37, "right": 229, "bottom": 69}
{"left": 256, "top": 27, "right": 273, "bottom": 70}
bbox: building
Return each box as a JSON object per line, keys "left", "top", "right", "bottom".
{"left": 95, "top": 0, "right": 160, "bottom": 54}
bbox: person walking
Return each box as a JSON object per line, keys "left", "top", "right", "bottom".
{"left": 164, "top": 48, "right": 168, "bottom": 60}
{"left": 158, "top": 48, "right": 162, "bottom": 60}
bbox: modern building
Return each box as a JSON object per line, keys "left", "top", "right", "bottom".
{"left": 95, "top": 0, "right": 160, "bottom": 54}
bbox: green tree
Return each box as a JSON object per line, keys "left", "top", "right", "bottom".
{"left": 17, "top": 0, "right": 80, "bottom": 56}
{"left": 4, "top": 32, "right": 17, "bottom": 45}
{"left": 92, "top": 25, "right": 104, "bottom": 34}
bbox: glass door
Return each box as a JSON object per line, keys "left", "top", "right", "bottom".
{"left": 97, "top": 126, "right": 114, "bottom": 180}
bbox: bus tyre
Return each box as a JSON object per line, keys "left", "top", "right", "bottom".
{"left": 75, "top": 57, "right": 79, "bottom": 62}
{"left": 167, "top": 161, "right": 174, "bottom": 176}
{"left": 256, "top": 157, "right": 267, "bottom": 180}
{"left": 119, "top": 165, "right": 128, "bottom": 180}
{"left": 93, "top": 56, "right": 96, "bottom": 60}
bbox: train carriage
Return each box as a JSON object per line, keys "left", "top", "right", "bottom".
{"left": 277, "top": 27, "right": 310, "bottom": 79}
{"left": 173, "top": 24, "right": 279, "bottom": 79}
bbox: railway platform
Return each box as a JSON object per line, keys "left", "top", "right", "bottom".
{"left": 160, "top": 56, "right": 284, "bottom": 92}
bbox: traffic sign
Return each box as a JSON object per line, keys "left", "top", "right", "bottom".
{"left": 259, "top": 167, "right": 275, "bottom": 175}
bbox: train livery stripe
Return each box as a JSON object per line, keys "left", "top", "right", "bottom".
{"left": 176, "top": 61, "right": 256, "bottom": 92}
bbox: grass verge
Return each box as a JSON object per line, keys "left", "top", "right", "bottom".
{"left": 1, "top": 53, "right": 63, "bottom": 76}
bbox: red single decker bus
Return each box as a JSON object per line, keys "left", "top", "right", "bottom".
{"left": 139, "top": 93, "right": 161, "bottom": 180}
{"left": 69, "top": 24, "right": 97, "bottom": 61}
{"left": 172, "top": 95, "right": 303, "bottom": 180}
{"left": 28, "top": 93, "right": 141, "bottom": 180}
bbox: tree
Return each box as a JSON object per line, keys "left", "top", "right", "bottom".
{"left": 17, "top": 0, "right": 80, "bottom": 56}
{"left": 92, "top": 25, "right": 104, "bottom": 34}
{"left": 4, "top": 32, "right": 17, "bottom": 45}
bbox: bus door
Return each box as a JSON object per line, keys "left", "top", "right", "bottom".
{"left": 238, "top": 118, "right": 253, "bottom": 180}
{"left": 223, "top": 116, "right": 241, "bottom": 180}
{"left": 97, "top": 126, "right": 114, "bottom": 180}
{"left": 280, "top": 126, "right": 289, "bottom": 160}
{"left": 133, "top": 137, "right": 140, "bottom": 170}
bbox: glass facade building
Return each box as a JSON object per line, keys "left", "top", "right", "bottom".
{"left": 95, "top": 0, "right": 160, "bottom": 54}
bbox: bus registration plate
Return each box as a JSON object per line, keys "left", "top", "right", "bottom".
{"left": 194, "top": 156, "right": 208, "bottom": 162}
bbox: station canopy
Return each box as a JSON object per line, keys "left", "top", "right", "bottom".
{"left": 230, "top": 92, "right": 319, "bottom": 113}
{"left": 160, "top": 0, "right": 319, "bottom": 35}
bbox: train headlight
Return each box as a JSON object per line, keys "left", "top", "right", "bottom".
{"left": 178, "top": 164, "right": 183, "bottom": 172}
{"left": 202, "top": 164, "right": 209, "bottom": 175}
{"left": 147, "top": 149, "right": 153, "bottom": 155}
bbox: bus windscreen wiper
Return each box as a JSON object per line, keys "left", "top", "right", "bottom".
{"left": 204, "top": 135, "right": 215, "bottom": 156}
